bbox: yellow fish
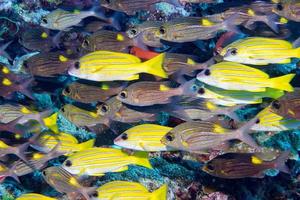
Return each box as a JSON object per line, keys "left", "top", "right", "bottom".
{"left": 62, "top": 147, "right": 152, "bottom": 176}
{"left": 220, "top": 37, "right": 300, "bottom": 65}
{"left": 94, "top": 181, "right": 167, "bottom": 200}
{"left": 16, "top": 193, "right": 56, "bottom": 200}
{"left": 114, "top": 124, "right": 174, "bottom": 151}
{"left": 68, "top": 51, "right": 167, "bottom": 81}
{"left": 197, "top": 62, "right": 295, "bottom": 92}
{"left": 31, "top": 131, "right": 95, "bottom": 155}
{"left": 251, "top": 106, "right": 300, "bottom": 132}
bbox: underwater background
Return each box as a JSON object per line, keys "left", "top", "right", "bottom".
{"left": 0, "top": 0, "right": 300, "bottom": 200}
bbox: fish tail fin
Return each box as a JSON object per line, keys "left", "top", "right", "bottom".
{"left": 79, "top": 186, "right": 97, "bottom": 200}
{"left": 151, "top": 184, "right": 168, "bottom": 200}
{"left": 89, "top": 4, "right": 107, "bottom": 21}
{"left": 264, "top": 14, "right": 279, "bottom": 33}
{"left": 234, "top": 117, "right": 260, "bottom": 148}
{"left": 19, "top": 78, "right": 35, "bottom": 100}
{"left": 166, "top": 0, "right": 183, "bottom": 7}
{"left": 8, "top": 164, "right": 20, "bottom": 183}
{"left": 132, "top": 151, "right": 153, "bottom": 169}
{"left": 269, "top": 74, "right": 295, "bottom": 92}
{"left": 274, "top": 151, "right": 290, "bottom": 174}
{"left": 145, "top": 53, "right": 168, "bottom": 78}
{"left": 0, "top": 41, "right": 12, "bottom": 60}
{"left": 78, "top": 139, "right": 95, "bottom": 151}
{"left": 264, "top": 88, "right": 284, "bottom": 99}
{"left": 42, "top": 112, "right": 59, "bottom": 133}
{"left": 107, "top": 12, "right": 122, "bottom": 31}
{"left": 223, "top": 14, "right": 242, "bottom": 34}
{"left": 14, "top": 142, "right": 30, "bottom": 163}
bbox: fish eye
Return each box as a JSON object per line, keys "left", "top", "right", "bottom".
{"left": 41, "top": 17, "right": 48, "bottom": 24}
{"left": 61, "top": 107, "right": 65, "bottom": 112}
{"left": 191, "top": 85, "right": 198, "bottom": 92}
{"left": 198, "top": 88, "right": 205, "bottom": 95}
{"left": 206, "top": 163, "right": 215, "bottom": 171}
{"left": 229, "top": 48, "right": 238, "bottom": 56}
{"left": 255, "top": 119, "right": 260, "bottom": 124}
{"left": 119, "top": 91, "right": 128, "bottom": 99}
{"left": 165, "top": 133, "right": 174, "bottom": 142}
{"left": 91, "top": 192, "right": 98, "bottom": 197}
{"left": 74, "top": 62, "right": 80, "bottom": 69}
{"left": 64, "top": 86, "right": 70, "bottom": 94}
{"left": 100, "top": 104, "right": 109, "bottom": 113}
{"left": 65, "top": 160, "right": 72, "bottom": 167}
{"left": 129, "top": 28, "right": 137, "bottom": 36}
{"left": 276, "top": 3, "right": 283, "bottom": 11}
{"left": 159, "top": 26, "right": 166, "bottom": 35}
{"left": 121, "top": 133, "right": 128, "bottom": 140}
{"left": 272, "top": 100, "right": 281, "bottom": 109}
{"left": 204, "top": 69, "right": 210, "bottom": 76}
{"left": 42, "top": 171, "right": 46, "bottom": 176}
{"left": 82, "top": 39, "right": 89, "bottom": 47}
{"left": 23, "top": 61, "right": 28, "bottom": 68}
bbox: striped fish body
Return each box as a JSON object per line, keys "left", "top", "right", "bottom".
{"left": 251, "top": 106, "right": 300, "bottom": 132}
{"left": 95, "top": 181, "right": 167, "bottom": 200}
{"left": 96, "top": 181, "right": 149, "bottom": 199}
{"left": 24, "top": 52, "right": 72, "bottom": 77}
{"left": 268, "top": 88, "right": 300, "bottom": 120}
{"left": 82, "top": 30, "right": 133, "bottom": 52}
{"left": 100, "top": 0, "right": 174, "bottom": 15}
{"left": 117, "top": 81, "right": 181, "bottom": 106}
{"left": 202, "top": 152, "right": 287, "bottom": 179}
{"left": 32, "top": 131, "right": 95, "bottom": 155}
{"left": 197, "top": 62, "right": 295, "bottom": 92}
{"left": 41, "top": 9, "right": 99, "bottom": 31}
{"left": 114, "top": 124, "right": 173, "bottom": 151}
{"left": 221, "top": 37, "right": 300, "bottom": 65}
{"left": 60, "top": 104, "right": 102, "bottom": 127}
{"left": 158, "top": 17, "right": 222, "bottom": 42}
{"left": 68, "top": 51, "right": 166, "bottom": 81}
{"left": 161, "top": 121, "right": 230, "bottom": 152}
{"left": 62, "top": 147, "right": 152, "bottom": 176}
{"left": 16, "top": 193, "right": 57, "bottom": 200}
{"left": 42, "top": 166, "right": 95, "bottom": 199}
{"left": 63, "top": 82, "right": 124, "bottom": 104}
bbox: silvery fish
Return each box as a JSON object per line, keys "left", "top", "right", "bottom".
{"left": 157, "top": 15, "right": 239, "bottom": 43}
{"left": 82, "top": 30, "right": 135, "bottom": 52}
{"left": 127, "top": 21, "right": 163, "bottom": 48}
{"left": 23, "top": 52, "right": 74, "bottom": 77}
{"left": 42, "top": 166, "right": 96, "bottom": 200}
{"left": 269, "top": 88, "right": 300, "bottom": 120}
{"left": 202, "top": 151, "right": 290, "bottom": 179}
{"left": 100, "top": 0, "right": 181, "bottom": 15}
{"left": 273, "top": 0, "right": 300, "bottom": 22}
{"left": 62, "top": 82, "right": 124, "bottom": 104}
{"left": 161, "top": 118, "right": 260, "bottom": 153}
{"left": 59, "top": 104, "right": 102, "bottom": 128}
{"left": 40, "top": 8, "right": 106, "bottom": 31}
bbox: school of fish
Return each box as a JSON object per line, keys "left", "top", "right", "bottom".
{"left": 1, "top": 0, "right": 300, "bottom": 199}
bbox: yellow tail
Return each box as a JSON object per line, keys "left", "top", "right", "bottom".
{"left": 151, "top": 184, "right": 168, "bottom": 200}
{"left": 132, "top": 151, "right": 153, "bottom": 169}
{"left": 144, "top": 53, "right": 167, "bottom": 78}
{"left": 270, "top": 74, "right": 295, "bottom": 92}
{"left": 78, "top": 139, "right": 95, "bottom": 151}
{"left": 43, "top": 112, "right": 59, "bottom": 133}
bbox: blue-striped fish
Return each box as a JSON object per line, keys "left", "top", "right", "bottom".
{"left": 62, "top": 147, "right": 152, "bottom": 176}
{"left": 220, "top": 37, "right": 300, "bottom": 65}
{"left": 196, "top": 62, "right": 295, "bottom": 92}
{"left": 16, "top": 193, "right": 56, "bottom": 200}
{"left": 93, "top": 181, "right": 167, "bottom": 200}
{"left": 114, "top": 124, "right": 173, "bottom": 151}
